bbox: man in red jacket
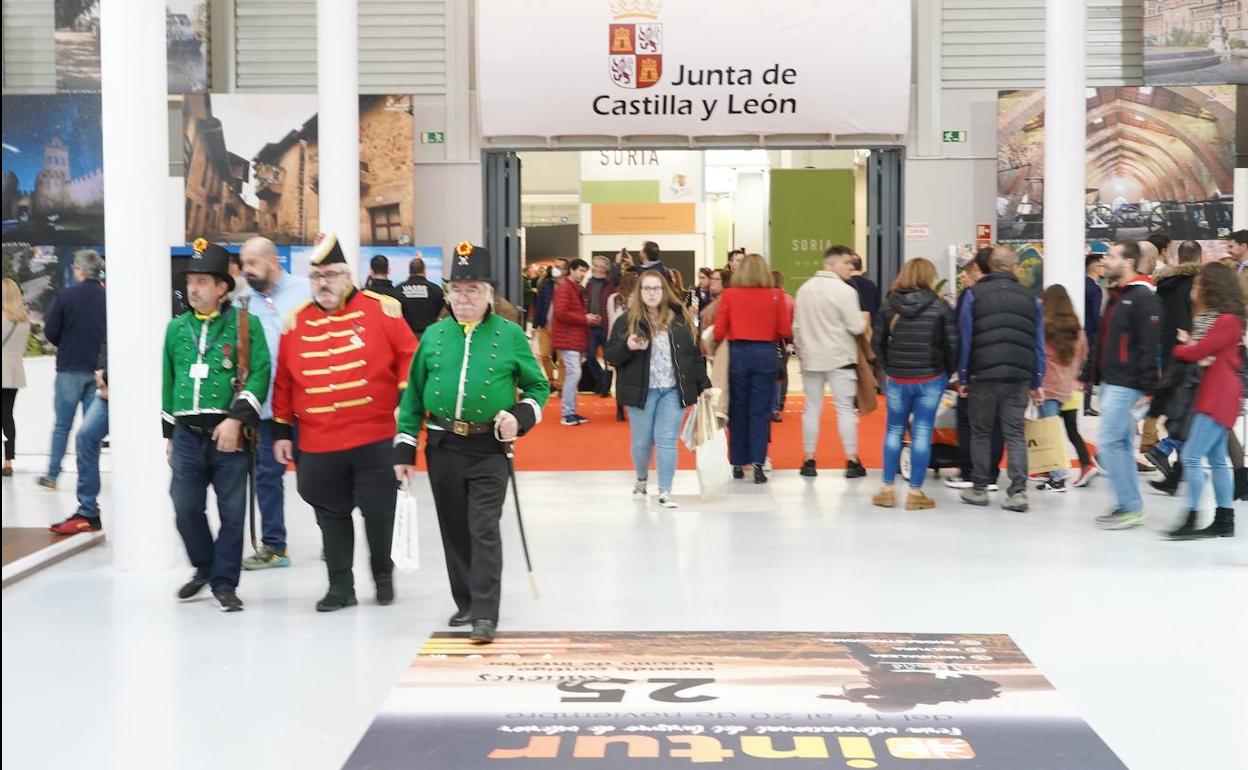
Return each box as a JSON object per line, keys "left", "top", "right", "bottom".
{"left": 552, "top": 258, "right": 598, "bottom": 426}
{"left": 271, "top": 233, "right": 417, "bottom": 611}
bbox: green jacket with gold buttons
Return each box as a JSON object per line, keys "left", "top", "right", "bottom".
{"left": 394, "top": 309, "right": 548, "bottom": 463}
{"left": 161, "top": 305, "right": 271, "bottom": 438}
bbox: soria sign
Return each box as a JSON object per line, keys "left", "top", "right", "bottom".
{"left": 477, "top": 0, "right": 911, "bottom": 138}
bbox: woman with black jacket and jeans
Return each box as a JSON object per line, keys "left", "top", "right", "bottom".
{"left": 871, "top": 258, "right": 958, "bottom": 510}
{"left": 606, "top": 270, "right": 712, "bottom": 509}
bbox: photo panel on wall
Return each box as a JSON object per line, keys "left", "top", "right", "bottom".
{"left": 2, "top": 243, "right": 104, "bottom": 355}
{"left": 182, "top": 94, "right": 415, "bottom": 247}
{"left": 1144, "top": 1, "right": 1248, "bottom": 86}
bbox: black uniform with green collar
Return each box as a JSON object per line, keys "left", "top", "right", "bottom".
{"left": 394, "top": 243, "right": 548, "bottom": 630}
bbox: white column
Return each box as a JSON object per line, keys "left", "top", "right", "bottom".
{"left": 1043, "top": 0, "right": 1087, "bottom": 322}
{"left": 101, "top": 0, "right": 176, "bottom": 570}
{"left": 317, "top": 0, "right": 361, "bottom": 275}
{"left": 1234, "top": 167, "right": 1248, "bottom": 230}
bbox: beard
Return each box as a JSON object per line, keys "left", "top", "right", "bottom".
{"left": 245, "top": 273, "right": 273, "bottom": 293}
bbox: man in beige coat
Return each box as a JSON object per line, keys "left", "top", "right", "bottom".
{"left": 793, "top": 245, "right": 869, "bottom": 479}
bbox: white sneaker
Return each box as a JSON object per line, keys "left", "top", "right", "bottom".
{"left": 943, "top": 475, "right": 973, "bottom": 489}
{"left": 632, "top": 480, "right": 647, "bottom": 499}
{"left": 658, "top": 492, "right": 678, "bottom": 509}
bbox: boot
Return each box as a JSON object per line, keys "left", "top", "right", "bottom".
{"left": 1149, "top": 460, "right": 1182, "bottom": 496}
{"left": 318, "top": 515, "right": 356, "bottom": 611}
{"left": 1166, "top": 510, "right": 1200, "bottom": 540}
{"left": 1192, "top": 508, "right": 1235, "bottom": 539}
{"left": 872, "top": 487, "right": 896, "bottom": 508}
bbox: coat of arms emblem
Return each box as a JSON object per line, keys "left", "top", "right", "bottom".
{"left": 609, "top": 0, "right": 662, "bottom": 89}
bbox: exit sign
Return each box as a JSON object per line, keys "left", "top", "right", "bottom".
{"left": 420, "top": 131, "right": 445, "bottom": 144}
{"left": 942, "top": 130, "right": 967, "bottom": 143}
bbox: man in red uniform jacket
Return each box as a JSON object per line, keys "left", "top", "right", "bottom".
{"left": 551, "top": 258, "right": 598, "bottom": 426}
{"left": 271, "top": 233, "right": 417, "bottom": 612}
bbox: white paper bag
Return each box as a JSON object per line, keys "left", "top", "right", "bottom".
{"left": 392, "top": 482, "right": 420, "bottom": 570}
{"left": 695, "top": 425, "right": 734, "bottom": 497}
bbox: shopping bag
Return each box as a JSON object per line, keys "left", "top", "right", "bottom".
{"left": 1024, "top": 414, "right": 1068, "bottom": 475}
{"left": 391, "top": 481, "right": 420, "bottom": 570}
{"left": 696, "top": 427, "right": 734, "bottom": 497}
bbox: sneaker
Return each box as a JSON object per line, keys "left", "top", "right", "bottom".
{"left": 1072, "top": 465, "right": 1100, "bottom": 488}
{"left": 49, "top": 514, "right": 102, "bottom": 535}
{"left": 573, "top": 414, "right": 591, "bottom": 425}
{"left": 1144, "top": 446, "right": 1172, "bottom": 478}
{"left": 943, "top": 475, "right": 973, "bottom": 489}
{"left": 1136, "top": 461, "right": 1155, "bottom": 474}
{"left": 1094, "top": 508, "right": 1123, "bottom": 526}
{"left": 212, "top": 586, "right": 244, "bottom": 612}
{"left": 732, "top": 466, "right": 745, "bottom": 480}
{"left": 1148, "top": 476, "right": 1179, "bottom": 496}
{"left": 1034, "top": 478, "right": 1067, "bottom": 493}
{"left": 658, "top": 492, "right": 678, "bottom": 509}
{"left": 35, "top": 476, "right": 56, "bottom": 491}
{"left": 753, "top": 464, "right": 768, "bottom": 484}
{"left": 770, "top": 412, "right": 783, "bottom": 423}
{"left": 242, "top": 544, "right": 291, "bottom": 570}
{"left": 632, "top": 479, "right": 647, "bottom": 499}
{"left": 845, "top": 460, "right": 867, "bottom": 479}
{"left": 176, "top": 575, "right": 210, "bottom": 600}
{"left": 960, "top": 487, "right": 989, "bottom": 506}
{"left": 985, "top": 483, "right": 1000, "bottom": 492}
{"left": 1001, "top": 492, "right": 1030, "bottom": 512}
{"left": 800, "top": 459, "right": 818, "bottom": 477}
{"left": 1097, "top": 510, "right": 1145, "bottom": 530}
{"left": 560, "top": 415, "right": 581, "bottom": 426}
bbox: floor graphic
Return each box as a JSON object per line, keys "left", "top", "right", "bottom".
{"left": 343, "top": 632, "right": 1128, "bottom": 769}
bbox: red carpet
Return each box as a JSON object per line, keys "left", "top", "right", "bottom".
{"left": 406, "top": 393, "right": 1096, "bottom": 473}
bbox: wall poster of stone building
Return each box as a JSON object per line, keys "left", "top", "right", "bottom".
{"left": 183, "top": 94, "right": 414, "bottom": 247}
{"left": 55, "top": 0, "right": 210, "bottom": 92}
{"left": 1145, "top": 0, "right": 1248, "bottom": 84}
{"left": 2, "top": 244, "right": 104, "bottom": 355}
{"left": 997, "top": 86, "right": 1236, "bottom": 244}
{"left": 1, "top": 95, "right": 105, "bottom": 246}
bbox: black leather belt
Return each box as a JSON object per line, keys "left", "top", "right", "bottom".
{"left": 428, "top": 415, "right": 494, "bottom": 436}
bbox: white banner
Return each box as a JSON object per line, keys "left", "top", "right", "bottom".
{"left": 477, "top": 0, "right": 911, "bottom": 139}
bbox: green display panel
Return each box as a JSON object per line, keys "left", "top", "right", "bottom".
{"left": 768, "top": 169, "right": 855, "bottom": 292}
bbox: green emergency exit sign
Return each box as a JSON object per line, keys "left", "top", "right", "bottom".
{"left": 942, "top": 130, "right": 967, "bottom": 143}
{"left": 420, "top": 132, "right": 445, "bottom": 144}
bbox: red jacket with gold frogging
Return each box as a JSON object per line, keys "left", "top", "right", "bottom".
{"left": 272, "top": 287, "right": 417, "bottom": 453}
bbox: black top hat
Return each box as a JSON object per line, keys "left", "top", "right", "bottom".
{"left": 448, "top": 241, "right": 495, "bottom": 285}
{"left": 183, "top": 238, "right": 235, "bottom": 292}
{"left": 310, "top": 233, "right": 348, "bottom": 266}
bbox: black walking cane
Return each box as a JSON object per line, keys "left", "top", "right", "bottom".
{"left": 246, "top": 432, "right": 259, "bottom": 552}
{"left": 500, "top": 436, "right": 539, "bottom": 599}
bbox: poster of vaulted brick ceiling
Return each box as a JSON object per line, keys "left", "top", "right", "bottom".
{"left": 996, "top": 86, "right": 1237, "bottom": 243}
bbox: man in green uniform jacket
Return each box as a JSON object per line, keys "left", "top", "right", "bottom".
{"left": 163, "top": 242, "right": 271, "bottom": 612}
{"left": 394, "top": 242, "right": 548, "bottom": 644}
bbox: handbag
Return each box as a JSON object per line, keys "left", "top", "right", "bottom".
{"left": 391, "top": 481, "right": 420, "bottom": 570}
{"left": 689, "top": 390, "right": 733, "bottom": 496}
{"left": 1024, "top": 407, "right": 1068, "bottom": 475}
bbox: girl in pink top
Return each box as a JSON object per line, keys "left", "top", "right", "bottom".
{"left": 1038, "top": 285, "right": 1094, "bottom": 491}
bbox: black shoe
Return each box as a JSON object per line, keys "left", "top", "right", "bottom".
{"left": 212, "top": 586, "right": 244, "bottom": 612}
{"left": 1192, "top": 507, "right": 1235, "bottom": 539}
{"left": 846, "top": 460, "right": 867, "bottom": 479}
{"left": 1084, "top": 407, "right": 1099, "bottom": 417}
{"left": 316, "top": 590, "right": 358, "bottom": 612}
{"left": 770, "top": 412, "right": 783, "bottom": 422}
{"left": 753, "top": 464, "right": 767, "bottom": 484}
{"left": 375, "top": 575, "right": 395, "bottom": 606}
{"left": 800, "top": 459, "right": 817, "bottom": 477}
{"left": 470, "top": 619, "right": 497, "bottom": 644}
{"left": 176, "top": 576, "right": 210, "bottom": 600}
{"left": 1167, "top": 510, "right": 1200, "bottom": 540}
{"left": 732, "top": 466, "right": 744, "bottom": 480}
{"left": 448, "top": 609, "right": 472, "bottom": 627}
{"left": 1149, "top": 462, "right": 1181, "bottom": 495}
{"left": 1136, "top": 461, "right": 1155, "bottom": 474}
{"left": 1144, "top": 446, "right": 1172, "bottom": 478}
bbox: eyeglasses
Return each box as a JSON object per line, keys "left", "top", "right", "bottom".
{"left": 308, "top": 270, "right": 349, "bottom": 285}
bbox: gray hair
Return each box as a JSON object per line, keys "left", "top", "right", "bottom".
{"left": 74, "top": 250, "right": 104, "bottom": 280}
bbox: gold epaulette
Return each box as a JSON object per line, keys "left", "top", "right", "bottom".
{"left": 282, "top": 301, "right": 312, "bottom": 333}
{"left": 362, "top": 290, "right": 403, "bottom": 319}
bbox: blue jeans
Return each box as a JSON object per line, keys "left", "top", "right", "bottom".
{"left": 169, "top": 425, "right": 249, "bottom": 590}
{"left": 74, "top": 396, "right": 109, "bottom": 518}
{"left": 46, "top": 370, "right": 97, "bottom": 480}
{"left": 883, "top": 376, "right": 947, "bottom": 488}
{"left": 1180, "top": 413, "right": 1234, "bottom": 510}
{"left": 1154, "top": 435, "right": 1181, "bottom": 457}
{"left": 255, "top": 421, "right": 288, "bottom": 552}
{"left": 626, "top": 387, "right": 684, "bottom": 493}
{"left": 559, "top": 350, "right": 582, "bottom": 418}
{"left": 1098, "top": 384, "right": 1144, "bottom": 513}
{"left": 728, "top": 341, "right": 778, "bottom": 467}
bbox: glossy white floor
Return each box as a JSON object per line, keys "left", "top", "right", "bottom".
{"left": 2, "top": 457, "right": 1245, "bottom": 770}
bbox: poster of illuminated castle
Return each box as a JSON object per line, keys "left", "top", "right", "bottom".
{"left": 1, "top": 94, "right": 105, "bottom": 246}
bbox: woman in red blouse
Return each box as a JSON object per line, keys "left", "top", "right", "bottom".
{"left": 713, "top": 254, "right": 793, "bottom": 483}
{"left": 1169, "top": 262, "right": 1244, "bottom": 540}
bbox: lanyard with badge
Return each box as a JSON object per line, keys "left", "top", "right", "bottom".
{"left": 186, "top": 310, "right": 233, "bottom": 381}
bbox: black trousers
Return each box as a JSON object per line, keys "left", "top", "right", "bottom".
{"left": 1, "top": 388, "right": 15, "bottom": 460}
{"left": 296, "top": 438, "right": 395, "bottom": 594}
{"left": 968, "top": 381, "right": 1030, "bottom": 496}
{"left": 956, "top": 393, "right": 1003, "bottom": 482}
{"left": 426, "top": 433, "right": 509, "bottom": 622}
